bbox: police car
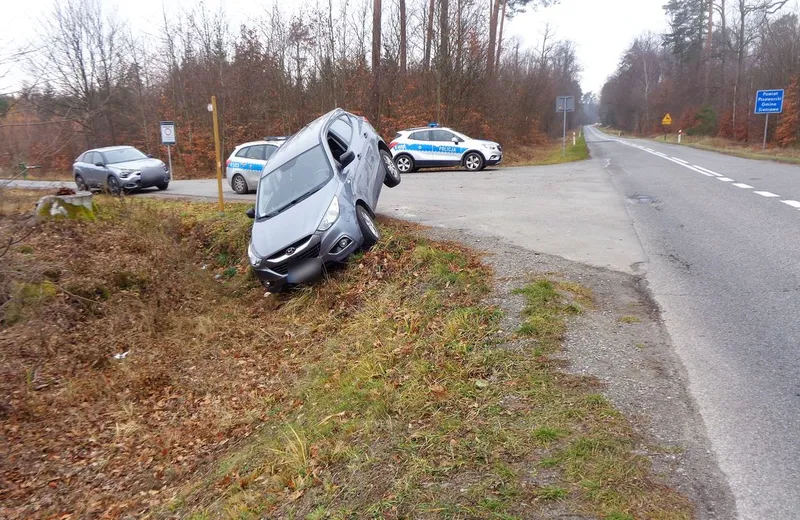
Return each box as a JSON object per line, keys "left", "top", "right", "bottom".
{"left": 389, "top": 124, "right": 502, "bottom": 173}
{"left": 225, "top": 137, "right": 287, "bottom": 194}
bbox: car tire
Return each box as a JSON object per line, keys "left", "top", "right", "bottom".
{"left": 106, "top": 176, "right": 121, "bottom": 196}
{"left": 157, "top": 183, "right": 169, "bottom": 191}
{"left": 394, "top": 154, "right": 415, "bottom": 174}
{"left": 75, "top": 174, "right": 87, "bottom": 192}
{"left": 464, "top": 152, "right": 484, "bottom": 171}
{"left": 231, "top": 174, "right": 249, "bottom": 194}
{"left": 356, "top": 205, "right": 380, "bottom": 249}
{"left": 381, "top": 150, "right": 401, "bottom": 188}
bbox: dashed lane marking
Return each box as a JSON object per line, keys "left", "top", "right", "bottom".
{"left": 671, "top": 157, "right": 689, "bottom": 164}
{"left": 732, "top": 183, "right": 753, "bottom": 189}
{"left": 693, "top": 165, "right": 723, "bottom": 176}
{"left": 717, "top": 177, "right": 734, "bottom": 182}
{"left": 781, "top": 200, "right": 800, "bottom": 209}
{"left": 754, "top": 191, "right": 780, "bottom": 197}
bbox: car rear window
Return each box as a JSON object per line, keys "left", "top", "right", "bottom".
{"left": 235, "top": 146, "right": 250, "bottom": 158}
{"left": 245, "top": 145, "right": 266, "bottom": 160}
{"left": 409, "top": 130, "right": 431, "bottom": 141}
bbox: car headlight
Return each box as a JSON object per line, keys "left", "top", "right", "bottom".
{"left": 318, "top": 196, "right": 339, "bottom": 231}
{"left": 248, "top": 243, "right": 262, "bottom": 267}
{"left": 481, "top": 144, "right": 497, "bottom": 151}
{"left": 119, "top": 169, "right": 140, "bottom": 178}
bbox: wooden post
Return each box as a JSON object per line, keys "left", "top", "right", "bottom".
{"left": 211, "top": 96, "right": 224, "bottom": 213}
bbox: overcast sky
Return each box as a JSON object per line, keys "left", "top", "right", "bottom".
{"left": 1, "top": 0, "right": 670, "bottom": 95}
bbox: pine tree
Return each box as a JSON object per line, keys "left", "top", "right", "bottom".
{"left": 775, "top": 76, "right": 800, "bottom": 147}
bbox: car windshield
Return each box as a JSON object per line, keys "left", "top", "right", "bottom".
{"left": 453, "top": 130, "right": 471, "bottom": 140}
{"left": 257, "top": 145, "right": 333, "bottom": 219}
{"left": 104, "top": 148, "right": 147, "bottom": 164}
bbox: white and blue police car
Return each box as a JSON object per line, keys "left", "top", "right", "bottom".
{"left": 389, "top": 124, "right": 502, "bottom": 173}
{"left": 225, "top": 137, "right": 287, "bottom": 194}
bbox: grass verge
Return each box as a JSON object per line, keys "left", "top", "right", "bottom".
{"left": 1, "top": 191, "right": 689, "bottom": 519}
{"left": 600, "top": 126, "right": 800, "bottom": 165}
{"left": 504, "top": 134, "right": 590, "bottom": 167}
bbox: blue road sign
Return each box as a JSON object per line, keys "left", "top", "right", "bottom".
{"left": 754, "top": 89, "right": 784, "bottom": 114}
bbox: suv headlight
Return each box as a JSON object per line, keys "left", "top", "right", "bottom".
{"left": 481, "top": 144, "right": 497, "bottom": 151}
{"left": 318, "top": 196, "right": 339, "bottom": 231}
{"left": 119, "top": 169, "right": 140, "bottom": 178}
{"left": 248, "top": 243, "right": 262, "bottom": 267}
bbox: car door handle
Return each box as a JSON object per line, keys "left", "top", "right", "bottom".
{"left": 363, "top": 132, "right": 368, "bottom": 138}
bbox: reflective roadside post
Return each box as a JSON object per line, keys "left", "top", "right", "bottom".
{"left": 209, "top": 97, "right": 224, "bottom": 213}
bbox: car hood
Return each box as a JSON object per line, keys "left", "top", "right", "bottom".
{"left": 473, "top": 139, "right": 501, "bottom": 148}
{"left": 250, "top": 179, "right": 338, "bottom": 258}
{"left": 108, "top": 158, "right": 164, "bottom": 170}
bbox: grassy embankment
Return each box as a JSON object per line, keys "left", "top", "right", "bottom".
{"left": 505, "top": 133, "right": 590, "bottom": 167}
{"left": 601, "top": 126, "right": 800, "bottom": 165}
{"left": 1, "top": 191, "right": 688, "bottom": 519}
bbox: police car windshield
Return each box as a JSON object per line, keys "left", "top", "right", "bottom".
{"left": 256, "top": 145, "right": 332, "bottom": 219}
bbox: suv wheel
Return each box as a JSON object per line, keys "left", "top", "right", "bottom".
{"left": 394, "top": 154, "right": 415, "bottom": 174}
{"left": 106, "top": 175, "right": 121, "bottom": 196}
{"left": 381, "top": 150, "right": 401, "bottom": 187}
{"left": 75, "top": 174, "right": 87, "bottom": 192}
{"left": 356, "top": 205, "right": 380, "bottom": 249}
{"left": 464, "top": 152, "right": 484, "bottom": 171}
{"left": 231, "top": 174, "right": 248, "bottom": 194}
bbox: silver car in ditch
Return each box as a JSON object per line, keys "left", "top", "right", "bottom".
{"left": 73, "top": 146, "right": 170, "bottom": 194}
{"left": 245, "top": 108, "right": 401, "bottom": 292}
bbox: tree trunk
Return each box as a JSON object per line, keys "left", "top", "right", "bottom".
{"left": 487, "top": 0, "right": 500, "bottom": 75}
{"left": 495, "top": 0, "right": 507, "bottom": 72}
{"left": 399, "top": 0, "right": 407, "bottom": 76}
{"left": 439, "top": 0, "right": 450, "bottom": 122}
{"left": 423, "top": 0, "right": 435, "bottom": 71}
{"left": 704, "top": 0, "right": 714, "bottom": 104}
{"left": 371, "top": 0, "right": 382, "bottom": 125}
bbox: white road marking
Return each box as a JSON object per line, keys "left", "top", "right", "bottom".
{"left": 781, "top": 200, "right": 800, "bottom": 208}
{"left": 654, "top": 152, "right": 668, "bottom": 157}
{"left": 754, "top": 191, "right": 780, "bottom": 198}
{"left": 716, "top": 177, "right": 734, "bottom": 182}
{"left": 671, "top": 157, "right": 689, "bottom": 164}
{"left": 732, "top": 183, "right": 753, "bottom": 189}
{"left": 693, "top": 165, "right": 723, "bottom": 176}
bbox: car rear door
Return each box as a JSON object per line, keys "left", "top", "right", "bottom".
{"left": 242, "top": 145, "right": 267, "bottom": 187}
{"left": 407, "top": 130, "right": 433, "bottom": 165}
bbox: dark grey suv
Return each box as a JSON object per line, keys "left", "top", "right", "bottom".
{"left": 73, "top": 146, "right": 170, "bottom": 194}
{"left": 246, "top": 108, "right": 401, "bottom": 292}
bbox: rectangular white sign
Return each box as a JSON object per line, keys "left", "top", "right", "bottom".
{"left": 160, "top": 121, "right": 176, "bottom": 145}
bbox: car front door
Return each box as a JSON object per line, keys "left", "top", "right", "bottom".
{"left": 83, "top": 152, "right": 101, "bottom": 186}
{"left": 430, "top": 129, "right": 463, "bottom": 166}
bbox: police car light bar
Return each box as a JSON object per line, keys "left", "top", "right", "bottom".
{"left": 428, "top": 122, "right": 439, "bottom": 127}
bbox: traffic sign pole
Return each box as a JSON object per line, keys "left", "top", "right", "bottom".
{"left": 754, "top": 89, "right": 784, "bottom": 151}
{"left": 562, "top": 106, "right": 567, "bottom": 157}
{"left": 167, "top": 145, "right": 172, "bottom": 180}
{"left": 763, "top": 113, "right": 769, "bottom": 152}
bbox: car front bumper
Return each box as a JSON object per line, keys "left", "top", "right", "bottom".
{"left": 250, "top": 208, "right": 365, "bottom": 291}
{"left": 119, "top": 170, "right": 170, "bottom": 190}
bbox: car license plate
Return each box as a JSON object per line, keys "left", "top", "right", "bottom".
{"left": 287, "top": 257, "right": 323, "bottom": 284}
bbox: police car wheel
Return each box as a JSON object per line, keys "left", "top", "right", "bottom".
{"left": 394, "top": 154, "right": 414, "bottom": 174}
{"left": 232, "top": 174, "right": 248, "bottom": 194}
{"left": 464, "top": 152, "right": 484, "bottom": 171}
{"left": 381, "top": 150, "right": 401, "bottom": 188}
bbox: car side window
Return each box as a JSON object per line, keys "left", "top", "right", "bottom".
{"left": 431, "top": 130, "right": 456, "bottom": 142}
{"left": 85, "top": 152, "right": 96, "bottom": 164}
{"left": 95, "top": 152, "right": 106, "bottom": 165}
{"left": 329, "top": 116, "right": 352, "bottom": 147}
{"left": 235, "top": 147, "right": 250, "bottom": 158}
{"left": 409, "top": 130, "right": 431, "bottom": 141}
{"left": 246, "top": 145, "right": 266, "bottom": 160}
{"left": 264, "top": 145, "right": 277, "bottom": 161}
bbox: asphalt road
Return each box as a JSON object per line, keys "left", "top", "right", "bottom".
{"left": 7, "top": 131, "right": 800, "bottom": 518}
{"left": 584, "top": 124, "right": 800, "bottom": 520}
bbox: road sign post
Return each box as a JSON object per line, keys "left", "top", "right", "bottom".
{"left": 209, "top": 97, "right": 224, "bottom": 213}
{"left": 160, "top": 121, "right": 176, "bottom": 181}
{"left": 754, "top": 89, "right": 784, "bottom": 151}
{"left": 661, "top": 113, "right": 673, "bottom": 141}
{"left": 556, "top": 96, "right": 575, "bottom": 157}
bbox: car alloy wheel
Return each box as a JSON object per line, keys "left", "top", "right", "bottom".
{"left": 232, "top": 174, "right": 248, "bottom": 194}
{"left": 395, "top": 155, "right": 413, "bottom": 173}
{"left": 381, "top": 150, "right": 401, "bottom": 187}
{"left": 465, "top": 153, "right": 482, "bottom": 171}
{"left": 75, "top": 175, "right": 87, "bottom": 191}
{"left": 107, "top": 176, "right": 121, "bottom": 196}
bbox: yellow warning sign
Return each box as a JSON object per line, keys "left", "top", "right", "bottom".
{"left": 662, "top": 113, "right": 673, "bottom": 126}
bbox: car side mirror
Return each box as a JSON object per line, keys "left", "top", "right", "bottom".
{"left": 147, "top": 154, "right": 154, "bottom": 158}
{"left": 339, "top": 149, "right": 356, "bottom": 168}
{"left": 245, "top": 206, "right": 255, "bottom": 219}
{"left": 94, "top": 162, "right": 105, "bottom": 167}
{"left": 451, "top": 137, "right": 461, "bottom": 144}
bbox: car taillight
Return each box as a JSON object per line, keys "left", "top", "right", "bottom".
{"left": 225, "top": 158, "right": 231, "bottom": 167}
{"left": 389, "top": 141, "right": 397, "bottom": 149}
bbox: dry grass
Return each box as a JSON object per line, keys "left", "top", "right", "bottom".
{"left": 601, "top": 126, "right": 800, "bottom": 165}
{"left": 0, "top": 193, "right": 690, "bottom": 519}
{"left": 504, "top": 134, "right": 590, "bottom": 167}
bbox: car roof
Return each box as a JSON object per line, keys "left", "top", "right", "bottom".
{"left": 90, "top": 145, "right": 135, "bottom": 152}
{"left": 234, "top": 140, "right": 284, "bottom": 148}
{"left": 261, "top": 108, "right": 343, "bottom": 175}
{"left": 400, "top": 126, "right": 456, "bottom": 133}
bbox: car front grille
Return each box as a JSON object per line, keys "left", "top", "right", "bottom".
{"left": 270, "top": 244, "right": 321, "bottom": 275}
